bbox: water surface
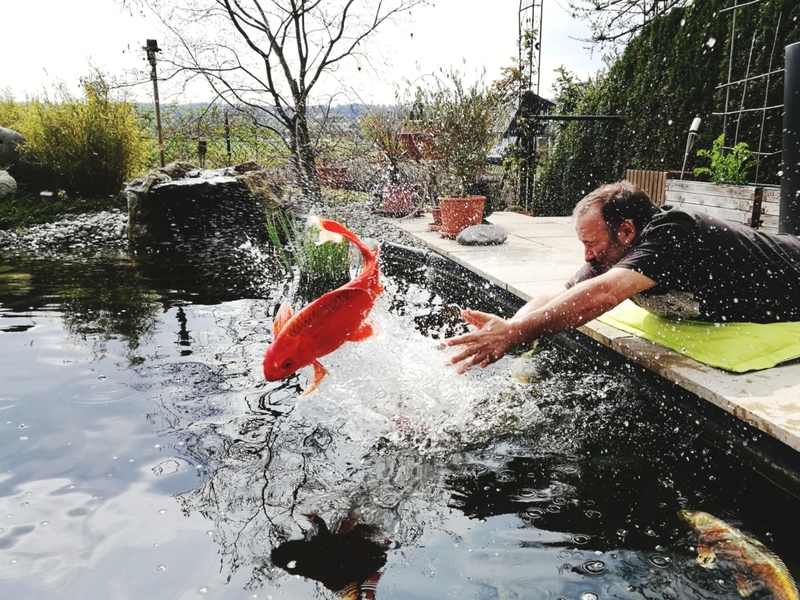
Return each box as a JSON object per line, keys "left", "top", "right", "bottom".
{"left": 0, "top": 245, "right": 798, "bottom": 599}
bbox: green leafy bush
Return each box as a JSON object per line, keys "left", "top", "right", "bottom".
{"left": 693, "top": 134, "right": 759, "bottom": 185}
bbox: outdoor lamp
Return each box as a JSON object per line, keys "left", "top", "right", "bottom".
{"left": 681, "top": 117, "right": 702, "bottom": 179}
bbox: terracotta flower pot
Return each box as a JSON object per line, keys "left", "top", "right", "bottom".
{"left": 382, "top": 184, "right": 415, "bottom": 215}
{"left": 438, "top": 196, "right": 485, "bottom": 239}
{"left": 431, "top": 208, "right": 442, "bottom": 225}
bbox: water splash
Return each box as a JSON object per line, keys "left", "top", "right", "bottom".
{"left": 289, "top": 296, "right": 540, "bottom": 452}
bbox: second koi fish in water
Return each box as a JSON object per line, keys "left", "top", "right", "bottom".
{"left": 262, "top": 217, "right": 384, "bottom": 395}
{"left": 680, "top": 509, "right": 799, "bottom": 600}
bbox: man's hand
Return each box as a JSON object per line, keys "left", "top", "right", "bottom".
{"left": 441, "top": 309, "right": 520, "bottom": 374}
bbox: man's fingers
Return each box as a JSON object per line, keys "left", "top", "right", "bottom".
{"left": 460, "top": 309, "right": 493, "bottom": 328}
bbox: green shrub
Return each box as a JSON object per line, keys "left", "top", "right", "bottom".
{"left": 20, "top": 74, "right": 144, "bottom": 198}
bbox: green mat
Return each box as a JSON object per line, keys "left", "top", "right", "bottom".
{"left": 597, "top": 302, "right": 800, "bottom": 372}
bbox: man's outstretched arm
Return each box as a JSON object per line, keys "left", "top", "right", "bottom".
{"left": 442, "top": 267, "right": 655, "bottom": 373}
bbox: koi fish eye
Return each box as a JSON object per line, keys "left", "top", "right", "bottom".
{"left": 283, "top": 360, "right": 293, "bottom": 370}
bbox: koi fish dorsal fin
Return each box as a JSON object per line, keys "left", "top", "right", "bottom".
{"left": 347, "top": 322, "right": 374, "bottom": 342}
{"left": 299, "top": 360, "right": 329, "bottom": 397}
{"left": 273, "top": 301, "right": 293, "bottom": 335}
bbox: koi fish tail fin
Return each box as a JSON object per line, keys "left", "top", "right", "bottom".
{"left": 314, "top": 217, "right": 377, "bottom": 266}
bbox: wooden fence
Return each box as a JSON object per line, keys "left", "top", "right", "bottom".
{"left": 625, "top": 170, "right": 667, "bottom": 206}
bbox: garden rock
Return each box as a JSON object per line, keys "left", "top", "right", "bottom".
{"left": 126, "top": 162, "right": 284, "bottom": 248}
{"left": 0, "top": 127, "right": 25, "bottom": 166}
{"left": 456, "top": 224, "right": 507, "bottom": 246}
{"left": 0, "top": 170, "right": 17, "bottom": 198}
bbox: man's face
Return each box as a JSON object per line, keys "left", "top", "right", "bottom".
{"left": 575, "top": 208, "right": 630, "bottom": 272}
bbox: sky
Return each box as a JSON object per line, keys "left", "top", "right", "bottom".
{"left": 3, "top": 0, "right": 606, "bottom": 106}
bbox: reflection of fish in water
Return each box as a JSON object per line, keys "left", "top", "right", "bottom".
{"left": 271, "top": 512, "right": 388, "bottom": 599}
{"left": 680, "top": 509, "right": 799, "bottom": 600}
{"left": 262, "top": 217, "right": 384, "bottom": 396}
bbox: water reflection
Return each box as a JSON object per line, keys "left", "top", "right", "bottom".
{"left": 271, "top": 513, "right": 387, "bottom": 598}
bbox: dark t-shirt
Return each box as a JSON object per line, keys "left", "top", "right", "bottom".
{"left": 567, "top": 207, "right": 800, "bottom": 323}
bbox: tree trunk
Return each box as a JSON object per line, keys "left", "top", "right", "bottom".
{"left": 289, "top": 114, "right": 322, "bottom": 203}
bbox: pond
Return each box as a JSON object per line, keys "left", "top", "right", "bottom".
{"left": 0, "top": 240, "right": 799, "bottom": 599}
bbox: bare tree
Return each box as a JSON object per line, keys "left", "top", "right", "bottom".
{"left": 567, "top": 0, "right": 690, "bottom": 46}
{"left": 123, "top": 0, "right": 427, "bottom": 200}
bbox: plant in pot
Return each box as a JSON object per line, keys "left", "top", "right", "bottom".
{"left": 413, "top": 71, "right": 504, "bottom": 238}
{"left": 359, "top": 108, "right": 415, "bottom": 215}
{"left": 693, "top": 134, "right": 759, "bottom": 184}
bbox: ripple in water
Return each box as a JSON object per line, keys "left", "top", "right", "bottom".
{"left": 575, "top": 560, "right": 608, "bottom": 576}
{"left": 512, "top": 488, "right": 539, "bottom": 501}
{"left": 0, "top": 398, "right": 18, "bottom": 411}
{"left": 60, "top": 379, "right": 151, "bottom": 405}
{"left": 571, "top": 534, "right": 591, "bottom": 545}
{"left": 522, "top": 507, "right": 545, "bottom": 520}
{"left": 496, "top": 470, "right": 516, "bottom": 483}
{"left": 647, "top": 553, "right": 672, "bottom": 568}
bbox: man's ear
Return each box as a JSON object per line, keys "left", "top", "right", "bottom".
{"left": 617, "top": 219, "right": 637, "bottom": 245}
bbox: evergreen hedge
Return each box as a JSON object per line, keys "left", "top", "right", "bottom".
{"left": 534, "top": 0, "right": 800, "bottom": 215}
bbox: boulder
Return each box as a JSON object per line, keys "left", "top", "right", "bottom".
{"left": 456, "top": 224, "right": 507, "bottom": 246}
{"left": 0, "top": 170, "right": 17, "bottom": 198}
{"left": 0, "top": 127, "right": 25, "bottom": 166}
{"left": 126, "top": 161, "right": 284, "bottom": 248}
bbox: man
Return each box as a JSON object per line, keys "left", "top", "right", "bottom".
{"left": 443, "top": 180, "right": 800, "bottom": 373}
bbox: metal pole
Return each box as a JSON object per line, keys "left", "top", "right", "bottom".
{"left": 780, "top": 42, "right": 800, "bottom": 234}
{"left": 225, "top": 112, "right": 232, "bottom": 165}
{"left": 144, "top": 39, "right": 165, "bottom": 168}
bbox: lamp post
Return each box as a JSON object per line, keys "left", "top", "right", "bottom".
{"left": 144, "top": 39, "right": 165, "bottom": 168}
{"left": 780, "top": 42, "right": 800, "bottom": 235}
{"left": 680, "top": 117, "right": 702, "bottom": 180}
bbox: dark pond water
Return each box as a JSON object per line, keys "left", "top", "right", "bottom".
{"left": 1, "top": 241, "right": 799, "bottom": 599}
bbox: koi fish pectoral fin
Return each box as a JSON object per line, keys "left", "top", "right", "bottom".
{"left": 734, "top": 573, "right": 758, "bottom": 598}
{"left": 696, "top": 543, "right": 717, "bottom": 568}
{"left": 273, "top": 301, "right": 294, "bottom": 335}
{"left": 347, "top": 321, "right": 374, "bottom": 342}
{"left": 299, "top": 360, "right": 329, "bottom": 397}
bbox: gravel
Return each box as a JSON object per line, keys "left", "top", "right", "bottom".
{"left": 0, "top": 210, "right": 129, "bottom": 255}
{"left": 0, "top": 203, "right": 425, "bottom": 257}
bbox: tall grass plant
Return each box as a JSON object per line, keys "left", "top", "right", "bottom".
{"left": 20, "top": 74, "right": 144, "bottom": 198}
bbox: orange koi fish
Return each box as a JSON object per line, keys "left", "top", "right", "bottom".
{"left": 680, "top": 509, "right": 799, "bottom": 600}
{"left": 263, "top": 217, "right": 383, "bottom": 395}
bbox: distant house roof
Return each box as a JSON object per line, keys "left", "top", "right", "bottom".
{"left": 487, "top": 92, "right": 556, "bottom": 164}
{"left": 504, "top": 91, "right": 556, "bottom": 138}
